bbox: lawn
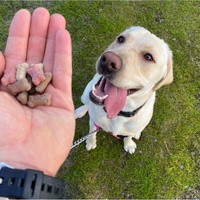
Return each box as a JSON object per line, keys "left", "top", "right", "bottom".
{"left": 0, "top": 0, "right": 199, "bottom": 199}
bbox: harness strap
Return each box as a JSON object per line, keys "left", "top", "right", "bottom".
{"left": 93, "top": 103, "right": 145, "bottom": 140}
{"left": 94, "top": 122, "right": 126, "bottom": 140}
{"left": 117, "top": 104, "right": 144, "bottom": 117}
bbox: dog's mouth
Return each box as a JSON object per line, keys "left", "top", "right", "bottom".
{"left": 89, "top": 76, "right": 140, "bottom": 119}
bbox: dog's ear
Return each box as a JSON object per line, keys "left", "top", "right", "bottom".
{"left": 153, "top": 49, "right": 173, "bottom": 91}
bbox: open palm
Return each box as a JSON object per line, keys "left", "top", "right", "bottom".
{"left": 0, "top": 8, "right": 75, "bottom": 176}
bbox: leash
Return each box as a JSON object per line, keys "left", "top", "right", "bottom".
{"left": 71, "top": 102, "right": 145, "bottom": 149}
{"left": 71, "top": 103, "right": 145, "bottom": 149}
{"left": 70, "top": 125, "right": 125, "bottom": 149}
{"left": 71, "top": 127, "right": 102, "bottom": 149}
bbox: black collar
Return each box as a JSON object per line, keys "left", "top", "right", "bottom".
{"left": 103, "top": 103, "right": 145, "bottom": 118}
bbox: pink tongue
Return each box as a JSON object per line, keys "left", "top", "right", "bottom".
{"left": 104, "top": 80, "right": 127, "bottom": 119}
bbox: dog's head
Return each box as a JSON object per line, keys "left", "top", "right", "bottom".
{"left": 90, "top": 26, "right": 173, "bottom": 119}
{"left": 96, "top": 26, "right": 173, "bottom": 90}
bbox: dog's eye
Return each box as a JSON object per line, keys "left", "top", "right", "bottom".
{"left": 144, "top": 53, "right": 154, "bottom": 62}
{"left": 117, "top": 36, "right": 125, "bottom": 44}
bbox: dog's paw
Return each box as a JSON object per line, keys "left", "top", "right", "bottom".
{"left": 124, "top": 143, "right": 136, "bottom": 154}
{"left": 86, "top": 137, "right": 97, "bottom": 151}
{"left": 123, "top": 137, "right": 137, "bottom": 154}
{"left": 86, "top": 142, "right": 97, "bottom": 151}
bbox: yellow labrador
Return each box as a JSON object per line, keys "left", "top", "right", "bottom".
{"left": 75, "top": 26, "right": 173, "bottom": 154}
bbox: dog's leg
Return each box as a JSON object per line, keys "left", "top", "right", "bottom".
{"left": 133, "top": 132, "right": 141, "bottom": 140}
{"left": 123, "top": 136, "right": 137, "bottom": 154}
{"left": 75, "top": 105, "right": 88, "bottom": 119}
{"left": 86, "top": 120, "right": 98, "bottom": 150}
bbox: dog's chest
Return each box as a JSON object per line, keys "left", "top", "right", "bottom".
{"left": 88, "top": 102, "right": 143, "bottom": 136}
{"left": 88, "top": 92, "right": 156, "bottom": 136}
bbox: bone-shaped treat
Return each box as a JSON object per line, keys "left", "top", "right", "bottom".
{"left": 35, "top": 72, "right": 52, "bottom": 93}
{"left": 7, "top": 78, "right": 32, "bottom": 95}
{"left": 17, "top": 91, "right": 28, "bottom": 105}
{"left": 26, "top": 74, "right": 36, "bottom": 94}
{"left": 27, "top": 93, "right": 51, "bottom": 108}
{"left": 27, "top": 63, "right": 46, "bottom": 85}
{"left": 1, "top": 68, "right": 16, "bottom": 86}
{"left": 16, "top": 63, "right": 29, "bottom": 81}
{"left": 3, "top": 62, "right": 52, "bottom": 107}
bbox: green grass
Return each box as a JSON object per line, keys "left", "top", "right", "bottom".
{"left": 0, "top": 0, "right": 200, "bottom": 199}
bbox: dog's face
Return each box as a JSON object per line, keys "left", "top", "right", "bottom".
{"left": 90, "top": 26, "right": 173, "bottom": 119}
{"left": 96, "top": 26, "right": 173, "bottom": 90}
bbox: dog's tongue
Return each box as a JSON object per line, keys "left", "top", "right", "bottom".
{"left": 104, "top": 80, "right": 127, "bottom": 119}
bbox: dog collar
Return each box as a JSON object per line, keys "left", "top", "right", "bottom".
{"left": 103, "top": 103, "right": 145, "bottom": 118}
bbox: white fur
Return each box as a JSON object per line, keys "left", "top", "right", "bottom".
{"left": 75, "top": 26, "right": 173, "bottom": 154}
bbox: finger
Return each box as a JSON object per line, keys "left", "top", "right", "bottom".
{"left": 52, "top": 29, "right": 72, "bottom": 96}
{"left": 26, "top": 8, "right": 50, "bottom": 64}
{"left": 43, "top": 14, "right": 66, "bottom": 72}
{"left": 0, "top": 51, "right": 5, "bottom": 78}
{"left": 4, "top": 9, "right": 31, "bottom": 69}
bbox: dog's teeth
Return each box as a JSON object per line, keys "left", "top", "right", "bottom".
{"left": 102, "top": 94, "right": 108, "bottom": 100}
{"left": 92, "top": 90, "right": 98, "bottom": 98}
{"left": 92, "top": 85, "right": 96, "bottom": 91}
{"left": 92, "top": 90, "right": 101, "bottom": 99}
{"left": 99, "top": 94, "right": 108, "bottom": 100}
{"left": 91, "top": 90, "right": 108, "bottom": 101}
{"left": 99, "top": 78, "right": 103, "bottom": 87}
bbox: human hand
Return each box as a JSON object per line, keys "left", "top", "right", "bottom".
{"left": 0, "top": 8, "right": 75, "bottom": 176}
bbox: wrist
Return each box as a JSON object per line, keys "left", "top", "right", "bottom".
{"left": 0, "top": 160, "right": 55, "bottom": 177}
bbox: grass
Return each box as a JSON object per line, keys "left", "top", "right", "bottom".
{"left": 0, "top": 0, "right": 200, "bottom": 199}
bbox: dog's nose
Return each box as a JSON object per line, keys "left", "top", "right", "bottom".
{"left": 100, "top": 52, "right": 122, "bottom": 72}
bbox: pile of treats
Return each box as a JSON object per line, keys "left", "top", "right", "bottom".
{"left": 1, "top": 63, "right": 52, "bottom": 108}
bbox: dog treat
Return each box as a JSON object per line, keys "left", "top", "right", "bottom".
{"left": 7, "top": 78, "right": 32, "bottom": 95}
{"left": 1, "top": 68, "right": 16, "bottom": 86}
{"left": 4, "top": 62, "right": 52, "bottom": 107}
{"left": 26, "top": 74, "right": 36, "bottom": 94}
{"left": 27, "top": 93, "right": 51, "bottom": 108}
{"left": 35, "top": 72, "right": 52, "bottom": 93}
{"left": 16, "top": 63, "right": 29, "bottom": 81}
{"left": 17, "top": 91, "right": 28, "bottom": 105}
{"left": 27, "top": 63, "right": 46, "bottom": 85}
